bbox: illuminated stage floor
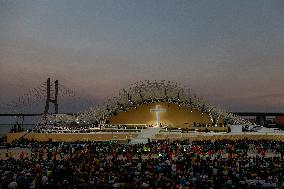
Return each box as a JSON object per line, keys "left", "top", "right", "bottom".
{"left": 7, "top": 126, "right": 284, "bottom": 143}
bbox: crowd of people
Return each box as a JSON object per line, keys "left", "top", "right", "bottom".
{"left": 192, "top": 122, "right": 226, "bottom": 128}
{"left": 1, "top": 138, "right": 284, "bottom": 189}
{"left": 10, "top": 124, "right": 144, "bottom": 134}
{"left": 32, "top": 125, "right": 98, "bottom": 134}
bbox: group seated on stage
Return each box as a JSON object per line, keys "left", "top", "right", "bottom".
{"left": 159, "top": 123, "right": 229, "bottom": 133}
{"left": 192, "top": 122, "right": 226, "bottom": 128}
{"left": 22, "top": 124, "right": 143, "bottom": 134}
{"left": 242, "top": 125, "right": 261, "bottom": 132}
{"left": 33, "top": 125, "right": 95, "bottom": 134}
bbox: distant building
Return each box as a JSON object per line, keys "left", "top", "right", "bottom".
{"left": 275, "top": 116, "right": 284, "bottom": 125}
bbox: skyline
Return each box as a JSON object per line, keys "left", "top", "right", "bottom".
{"left": 1, "top": 0, "right": 284, "bottom": 115}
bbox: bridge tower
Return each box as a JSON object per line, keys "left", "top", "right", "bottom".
{"left": 44, "top": 78, "right": 59, "bottom": 115}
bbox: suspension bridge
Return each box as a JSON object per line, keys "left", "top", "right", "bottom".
{"left": 0, "top": 78, "right": 95, "bottom": 120}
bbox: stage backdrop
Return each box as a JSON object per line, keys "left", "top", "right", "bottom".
{"left": 109, "top": 103, "right": 218, "bottom": 128}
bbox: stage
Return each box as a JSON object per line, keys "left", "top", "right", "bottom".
{"left": 6, "top": 132, "right": 138, "bottom": 143}
{"left": 7, "top": 126, "right": 284, "bottom": 143}
{"left": 155, "top": 132, "right": 284, "bottom": 141}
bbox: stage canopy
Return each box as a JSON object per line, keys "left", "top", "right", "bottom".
{"left": 45, "top": 80, "right": 249, "bottom": 127}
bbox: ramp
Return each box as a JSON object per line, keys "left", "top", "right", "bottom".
{"left": 130, "top": 127, "right": 161, "bottom": 144}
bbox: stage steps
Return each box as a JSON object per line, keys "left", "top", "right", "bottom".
{"left": 130, "top": 127, "right": 161, "bottom": 144}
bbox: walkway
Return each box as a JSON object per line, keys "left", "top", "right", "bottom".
{"left": 131, "top": 127, "right": 161, "bottom": 144}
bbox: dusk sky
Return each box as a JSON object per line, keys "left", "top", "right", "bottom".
{"left": 1, "top": 0, "right": 284, "bottom": 114}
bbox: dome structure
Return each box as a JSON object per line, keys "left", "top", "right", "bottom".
{"left": 63, "top": 80, "right": 248, "bottom": 126}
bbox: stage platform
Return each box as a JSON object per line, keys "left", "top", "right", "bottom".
{"left": 6, "top": 130, "right": 284, "bottom": 143}
{"left": 7, "top": 132, "right": 138, "bottom": 143}
{"left": 155, "top": 132, "right": 284, "bottom": 141}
